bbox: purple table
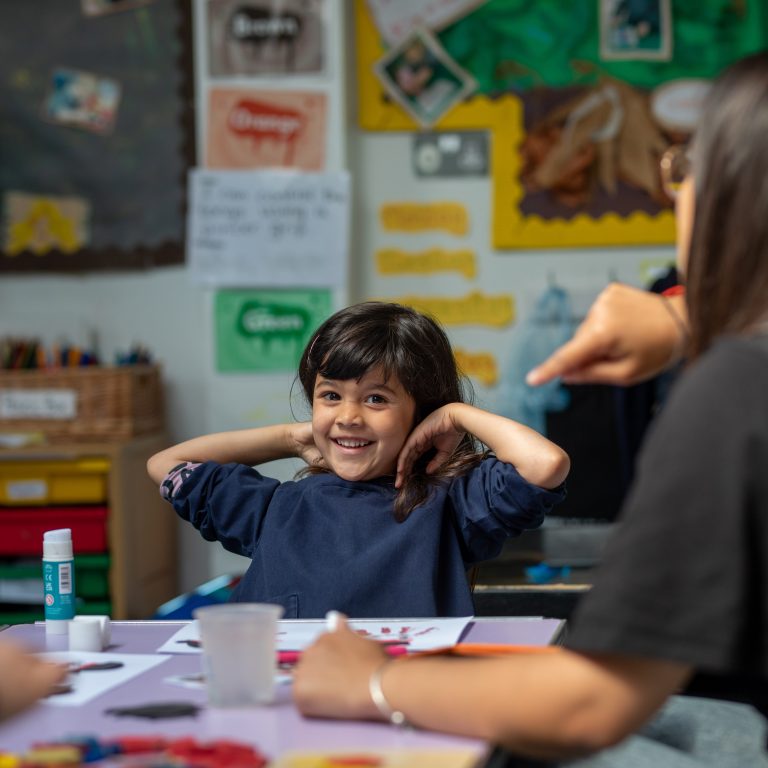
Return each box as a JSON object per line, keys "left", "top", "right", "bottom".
{"left": 0, "top": 618, "right": 562, "bottom": 755}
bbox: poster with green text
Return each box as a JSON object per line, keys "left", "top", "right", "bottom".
{"left": 215, "top": 288, "right": 332, "bottom": 372}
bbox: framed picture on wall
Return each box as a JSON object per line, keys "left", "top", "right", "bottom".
{"left": 599, "top": 0, "right": 673, "bottom": 61}
{"left": 373, "top": 26, "right": 477, "bottom": 128}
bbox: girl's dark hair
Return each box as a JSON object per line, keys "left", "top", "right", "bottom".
{"left": 296, "top": 301, "right": 481, "bottom": 521}
{"left": 686, "top": 51, "right": 768, "bottom": 358}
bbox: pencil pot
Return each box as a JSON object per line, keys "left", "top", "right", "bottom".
{"left": 0, "top": 365, "right": 164, "bottom": 442}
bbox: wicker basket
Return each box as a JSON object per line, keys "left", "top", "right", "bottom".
{"left": 0, "top": 365, "right": 164, "bottom": 442}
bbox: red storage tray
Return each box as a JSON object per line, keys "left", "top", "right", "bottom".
{"left": 0, "top": 506, "right": 108, "bottom": 555}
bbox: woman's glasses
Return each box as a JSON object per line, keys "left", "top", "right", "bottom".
{"left": 660, "top": 143, "right": 692, "bottom": 200}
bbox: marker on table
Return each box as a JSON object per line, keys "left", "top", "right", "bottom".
{"left": 277, "top": 644, "right": 407, "bottom": 666}
{"left": 325, "top": 610, "right": 342, "bottom": 632}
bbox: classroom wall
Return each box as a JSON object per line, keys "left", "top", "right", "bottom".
{"left": 0, "top": 2, "right": 676, "bottom": 598}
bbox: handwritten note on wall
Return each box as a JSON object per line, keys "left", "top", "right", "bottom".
{"left": 187, "top": 169, "right": 350, "bottom": 287}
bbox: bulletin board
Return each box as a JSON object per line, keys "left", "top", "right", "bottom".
{"left": 356, "top": 0, "right": 768, "bottom": 249}
{"left": 0, "top": 0, "right": 194, "bottom": 272}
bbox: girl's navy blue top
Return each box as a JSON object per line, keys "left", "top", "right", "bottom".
{"left": 166, "top": 457, "right": 564, "bottom": 618}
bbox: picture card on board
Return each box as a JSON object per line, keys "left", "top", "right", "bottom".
{"left": 207, "top": 0, "right": 325, "bottom": 76}
{"left": 215, "top": 288, "right": 332, "bottom": 372}
{"left": 206, "top": 88, "right": 327, "bottom": 170}
{"left": 374, "top": 26, "right": 477, "bottom": 128}
{"left": 599, "top": 0, "right": 673, "bottom": 61}
{"left": 42, "top": 68, "right": 121, "bottom": 134}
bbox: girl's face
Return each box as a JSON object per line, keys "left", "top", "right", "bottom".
{"left": 311, "top": 366, "right": 416, "bottom": 482}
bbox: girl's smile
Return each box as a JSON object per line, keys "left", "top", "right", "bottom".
{"left": 312, "top": 366, "right": 416, "bottom": 482}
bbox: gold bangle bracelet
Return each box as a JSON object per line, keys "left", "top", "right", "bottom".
{"left": 368, "top": 661, "right": 408, "bottom": 727}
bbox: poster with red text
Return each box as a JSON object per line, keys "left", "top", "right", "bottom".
{"left": 206, "top": 88, "right": 327, "bottom": 170}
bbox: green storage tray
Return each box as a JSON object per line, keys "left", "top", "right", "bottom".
{"left": 75, "top": 553, "right": 110, "bottom": 599}
{"left": 0, "top": 606, "right": 43, "bottom": 625}
{"left": 0, "top": 553, "right": 110, "bottom": 600}
{"left": 75, "top": 599, "right": 112, "bottom": 615}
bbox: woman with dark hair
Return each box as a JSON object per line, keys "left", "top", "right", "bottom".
{"left": 293, "top": 52, "right": 768, "bottom": 765}
{"left": 148, "top": 301, "right": 568, "bottom": 619}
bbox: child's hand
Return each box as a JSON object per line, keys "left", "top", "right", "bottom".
{"left": 0, "top": 642, "right": 68, "bottom": 721}
{"left": 395, "top": 404, "right": 466, "bottom": 489}
{"left": 291, "top": 422, "right": 325, "bottom": 468}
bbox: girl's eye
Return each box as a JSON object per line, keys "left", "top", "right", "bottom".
{"left": 318, "top": 391, "right": 340, "bottom": 401}
{"left": 366, "top": 394, "right": 387, "bottom": 404}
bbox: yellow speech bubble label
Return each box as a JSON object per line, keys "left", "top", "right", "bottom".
{"left": 384, "top": 292, "right": 515, "bottom": 328}
{"left": 379, "top": 202, "right": 469, "bottom": 236}
{"left": 376, "top": 248, "right": 477, "bottom": 279}
{"left": 454, "top": 348, "right": 499, "bottom": 387}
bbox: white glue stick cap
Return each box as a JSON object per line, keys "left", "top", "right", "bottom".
{"left": 43, "top": 528, "right": 73, "bottom": 559}
{"left": 69, "top": 617, "right": 104, "bottom": 652}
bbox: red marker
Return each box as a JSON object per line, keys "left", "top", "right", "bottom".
{"left": 277, "top": 644, "right": 407, "bottom": 666}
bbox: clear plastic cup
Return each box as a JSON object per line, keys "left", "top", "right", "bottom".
{"left": 193, "top": 603, "right": 284, "bottom": 707}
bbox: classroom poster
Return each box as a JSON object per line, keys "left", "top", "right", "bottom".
{"left": 207, "top": 0, "right": 325, "bottom": 76}
{"left": 214, "top": 288, "right": 331, "bottom": 372}
{"left": 206, "top": 88, "right": 327, "bottom": 170}
{"left": 187, "top": 168, "right": 349, "bottom": 287}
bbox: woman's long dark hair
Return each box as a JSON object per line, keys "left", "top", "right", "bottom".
{"left": 296, "top": 301, "right": 482, "bottom": 521}
{"left": 686, "top": 51, "right": 768, "bottom": 358}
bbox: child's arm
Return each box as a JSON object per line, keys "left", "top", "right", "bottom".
{"left": 396, "top": 403, "right": 569, "bottom": 489}
{"left": 146, "top": 423, "right": 321, "bottom": 485}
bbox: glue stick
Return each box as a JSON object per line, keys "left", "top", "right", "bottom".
{"left": 43, "top": 528, "right": 76, "bottom": 634}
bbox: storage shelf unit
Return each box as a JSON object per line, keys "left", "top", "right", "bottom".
{"left": 0, "top": 434, "right": 177, "bottom": 622}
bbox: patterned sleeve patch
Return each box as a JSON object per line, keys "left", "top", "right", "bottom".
{"left": 160, "top": 461, "right": 202, "bottom": 501}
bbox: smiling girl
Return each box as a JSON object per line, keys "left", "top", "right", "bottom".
{"left": 147, "top": 302, "right": 569, "bottom": 619}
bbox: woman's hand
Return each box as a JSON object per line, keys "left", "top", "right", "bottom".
{"left": 0, "top": 642, "right": 68, "bottom": 721}
{"left": 526, "top": 283, "right": 687, "bottom": 387}
{"left": 293, "top": 615, "right": 388, "bottom": 720}
{"left": 395, "top": 404, "right": 466, "bottom": 488}
{"left": 290, "top": 422, "right": 325, "bottom": 469}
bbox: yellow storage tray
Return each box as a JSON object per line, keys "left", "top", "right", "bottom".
{"left": 0, "top": 458, "right": 110, "bottom": 505}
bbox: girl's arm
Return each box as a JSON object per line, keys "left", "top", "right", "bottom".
{"left": 396, "top": 403, "right": 569, "bottom": 489}
{"left": 293, "top": 619, "right": 691, "bottom": 761}
{"left": 146, "top": 423, "right": 320, "bottom": 485}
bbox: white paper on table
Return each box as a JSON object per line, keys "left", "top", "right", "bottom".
{"left": 163, "top": 671, "right": 292, "bottom": 690}
{"left": 187, "top": 168, "right": 349, "bottom": 288}
{"left": 39, "top": 651, "right": 170, "bottom": 706}
{"left": 157, "top": 617, "right": 472, "bottom": 655}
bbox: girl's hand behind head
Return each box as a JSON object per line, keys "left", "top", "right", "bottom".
{"left": 395, "top": 404, "right": 466, "bottom": 489}
{"left": 291, "top": 422, "right": 325, "bottom": 469}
